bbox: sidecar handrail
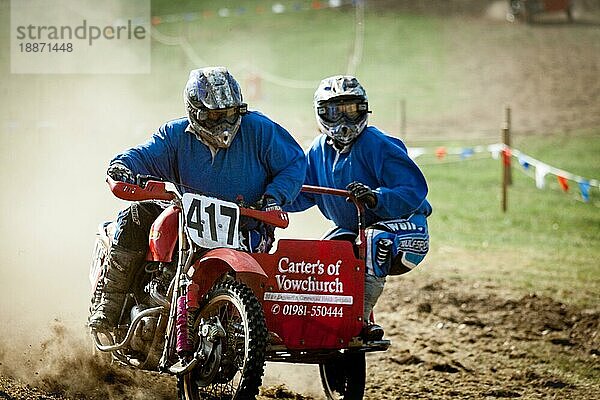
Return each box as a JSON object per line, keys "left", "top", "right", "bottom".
{"left": 301, "top": 184, "right": 350, "bottom": 197}
{"left": 300, "top": 184, "right": 367, "bottom": 260}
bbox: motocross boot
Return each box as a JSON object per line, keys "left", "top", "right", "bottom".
{"left": 362, "top": 324, "right": 384, "bottom": 341}
{"left": 363, "top": 274, "right": 386, "bottom": 341}
{"left": 88, "top": 245, "right": 144, "bottom": 331}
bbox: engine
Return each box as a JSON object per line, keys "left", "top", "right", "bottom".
{"left": 128, "top": 261, "right": 175, "bottom": 354}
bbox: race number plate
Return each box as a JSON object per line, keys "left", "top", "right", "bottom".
{"left": 182, "top": 193, "right": 240, "bottom": 249}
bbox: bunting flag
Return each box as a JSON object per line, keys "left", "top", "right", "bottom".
{"left": 406, "top": 143, "right": 598, "bottom": 203}
{"left": 557, "top": 175, "right": 569, "bottom": 192}
{"left": 535, "top": 163, "right": 550, "bottom": 189}
{"left": 407, "top": 147, "right": 426, "bottom": 160}
{"left": 460, "top": 148, "right": 474, "bottom": 159}
{"left": 435, "top": 147, "right": 447, "bottom": 160}
{"left": 510, "top": 147, "right": 598, "bottom": 201}
{"left": 488, "top": 143, "right": 504, "bottom": 160}
{"left": 518, "top": 155, "right": 530, "bottom": 170}
{"left": 150, "top": 0, "right": 356, "bottom": 25}
{"left": 502, "top": 147, "right": 512, "bottom": 167}
{"left": 579, "top": 181, "right": 590, "bottom": 202}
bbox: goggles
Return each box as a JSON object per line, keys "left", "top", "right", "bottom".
{"left": 317, "top": 101, "right": 368, "bottom": 123}
{"left": 196, "top": 104, "right": 248, "bottom": 127}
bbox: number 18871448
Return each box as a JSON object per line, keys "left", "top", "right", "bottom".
{"left": 19, "top": 42, "right": 73, "bottom": 52}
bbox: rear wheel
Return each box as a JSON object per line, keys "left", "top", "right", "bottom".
{"left": 178, "top": 280, "right": 267, "bottom": 400}
{"left": 319, "top": 352, "right": 366, "bottom": 400}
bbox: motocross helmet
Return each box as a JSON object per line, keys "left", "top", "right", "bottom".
{"left": 314, "top": 75, "right": 369, "bottom": 149}
{"left": 184, "top": 67, "right": 247, "bottom": 149}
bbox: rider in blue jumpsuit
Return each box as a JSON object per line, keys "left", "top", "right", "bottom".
{"left": 89, "top": 67, "right": 306, "bottom": 331}
{"left": 287, "top": 75, "right": 432, "bottom": 340}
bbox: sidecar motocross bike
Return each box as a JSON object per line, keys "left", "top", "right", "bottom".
{"left": 89, "top": 177, "right": 390, "bottom": 399}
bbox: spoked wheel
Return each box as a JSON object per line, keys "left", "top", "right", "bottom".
{"left": 178, "top": 280, "right": 267, "bottom": 400}
{"left": 319, "top": 351, "right": 366, "bottom": 400}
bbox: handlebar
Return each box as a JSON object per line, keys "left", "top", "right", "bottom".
{"left": 300, "top": 185, "right": 351, "bottom": 198}
{"left": 106, "top": 179, "right": 365, "bottom": 249}
{"left": 106, "top": 177, "right": 289, "bottom": 229}
{"left": 107, "top": 177, "right": 176, "bottom": 201}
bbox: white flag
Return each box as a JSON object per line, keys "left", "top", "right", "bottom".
{"left": 535, "top": 164, "right": 550, "bottom": 189}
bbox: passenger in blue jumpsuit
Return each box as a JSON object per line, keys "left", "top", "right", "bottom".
{"left": 89, "top": 67, "right": 306, "bottom": 330}
{"left": 287, "top": 75, "right": 432, "bottom": 340}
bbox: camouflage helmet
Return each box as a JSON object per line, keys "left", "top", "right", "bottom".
{"left": 184, "top": 67, "right": 247, "bottom": 149}
{"left": 313, "top": 75, "right": 369, "bottom": 147}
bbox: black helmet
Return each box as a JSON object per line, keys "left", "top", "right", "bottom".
{"left": 314, "top": 75, "right": 369, "bottom": 148}
{"left": 184, "top": 67, "right": 247, "bottom": 149}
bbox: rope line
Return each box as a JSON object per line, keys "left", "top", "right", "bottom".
{"left": 346, "top": 0, "right": 365, "bottom": 76}
{"left": 150, "top": 2, "right": 364, "bottom": 89}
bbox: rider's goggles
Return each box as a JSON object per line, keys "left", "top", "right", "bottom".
{"left": 317, "top": 101, "right": 368, "bottom": 123}
{"left": 196, "top": 104, "right": 248, "bottom": 127}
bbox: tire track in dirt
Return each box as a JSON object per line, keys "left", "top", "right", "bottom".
{"left": 0, "top": 276, "right": 597, "bottom": 399}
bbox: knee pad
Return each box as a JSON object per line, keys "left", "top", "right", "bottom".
{"left": 366, "top": 214, "right": 429, "bottom": 276}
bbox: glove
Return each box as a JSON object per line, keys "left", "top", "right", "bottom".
{"left": 346, "top": 181, "right": 378, "bottom": 209}
{"left": 107, "top": 163, "right": 135, "bottom": 184}
{"left": 260, "top": 195, "right": 282, "bottom": 212}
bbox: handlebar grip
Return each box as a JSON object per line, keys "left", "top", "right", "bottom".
{"left": 136, "top": 174, "right": 164, "bottom": 188}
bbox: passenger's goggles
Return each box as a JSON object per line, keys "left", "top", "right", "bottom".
{"left": 197, "top": 104, "right": 248, "bottom": 126}
{"left": 317, "top": 101, "right": 368, "bottom": 123}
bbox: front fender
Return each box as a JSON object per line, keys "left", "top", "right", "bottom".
{"left": 187, "top": 248, "right": 268, "bottom": 298}
{"left": 147, "top": 205, "right": 180, "bottom": 262}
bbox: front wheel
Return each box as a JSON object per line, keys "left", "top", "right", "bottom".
{"left": 178, "top": 280, "right": 267, "bottom": 400}
{"left": 319, "top": 352, "right": 366, "bottom": 400}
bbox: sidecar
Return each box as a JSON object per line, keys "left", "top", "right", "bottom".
{"left": 253, "top": 186, "right": 389, "bottom": 399}
{"left": 253, "top": 237, "right": 389, "bottom": 399}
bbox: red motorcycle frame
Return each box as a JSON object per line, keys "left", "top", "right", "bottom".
{"left": 90, "top": 178, "right": 389, "bottom": 400}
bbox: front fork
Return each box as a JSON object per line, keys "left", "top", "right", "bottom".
{"left": 159, "top": 204, "right": 194, "bottom": 370}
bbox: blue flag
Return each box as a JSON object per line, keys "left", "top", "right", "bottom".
{"left": 578, "top": 181, "right": 590, "bottom": 202}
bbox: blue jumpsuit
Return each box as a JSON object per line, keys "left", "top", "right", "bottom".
{"left": 111, "top": 112, "right": 306, "bottom": 252}
{"left": 287, "top": 126, "right": 431, "bottom": 321}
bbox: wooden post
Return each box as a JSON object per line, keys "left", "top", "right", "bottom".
{"left": 396, "top": 98, "right": 407, "bottom": 139}
{"left": 503, "top": 106, "right": 512, "bottom": 185}
{"left": 401, "top": 98, "right": 407, "bottom": 139}
{"left": 501, "top": 106, "right": 511, "bottom": 212}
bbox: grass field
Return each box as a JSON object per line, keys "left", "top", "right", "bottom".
{"left": 148, "top": 0, "right": 455, "bottom": 136}
{"left": 419, "top": 128, "right": 600, "bottom": 308}
{"left": 141, "top": 2, "right": 599, "bottom": 311}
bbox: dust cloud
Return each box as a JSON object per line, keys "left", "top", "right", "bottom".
{"left": 485, "top": 1, "right": 510, "bottom": 21}
{"left": 0, "top": 320, "right": 178, "bottom": 399}
{"left": 0, "top": 2, "right": 324, "bottom": 397}
{"left": 1, "top": 1, "right": 177, "bottom": 394}
{"left": 0, "top": 81, "right": 175, "bottom": 398}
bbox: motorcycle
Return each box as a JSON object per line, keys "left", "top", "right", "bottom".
{"left": 89, "top": 177, "right": 390, "bottom": 399}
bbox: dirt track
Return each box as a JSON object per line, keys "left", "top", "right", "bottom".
{"left": 1, "top": 3, "right": 599, "bottom": 400}
{"left": 1, "top": 272, "right": 598, "bottom": 400}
